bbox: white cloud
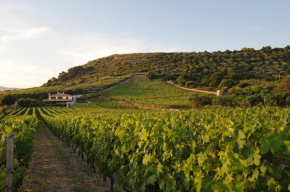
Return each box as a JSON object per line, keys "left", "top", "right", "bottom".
{"left": 0, "top": 27, "right": 49, "bottom": 41}
{"left": 57, "top": 33, "right": 177, "bottom": 66}
{"left": 0, "top": 60, "right": 54, "bottom": 88}
{"left": 0, "top": 3, "right": 49, "bottom": 42}
{"left": 0, "top": 3, "right": 25, "bottom": 11}
{"left": 0, "top": 3, "right": 177, "bottom": 88}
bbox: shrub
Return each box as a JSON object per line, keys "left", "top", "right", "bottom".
{"left": 212, "top": 96, "right": 235, "bottom": 106}
{"left": 176, "top": 76, "right": 187, "bottom": 86}
{"left": 185, "top": 81, "right": 195, "bottom": 88}
{"left": 218, "top": 79, "right": 235, "bottom": 90}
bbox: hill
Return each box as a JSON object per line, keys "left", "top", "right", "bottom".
{"left": 1, "top": 46, "right": 290, "bottom": 107}
{"left": 44, "top": 46, "right": 290, "bottom": 91}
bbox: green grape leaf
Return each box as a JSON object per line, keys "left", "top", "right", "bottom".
{"left": 147, "top": 175, "right": 157, "bottom": 185}
{"left": 268, "top": 133, "right": 283, "bottom": 155}
{"left": 259, "top": 163, "right": 267, "bottom": 175}
{"left": 248, "top": 168, "right": 259, "bottom": 182}
{"left": 253, "top": 148, "right": 261, "bottom": 166}
{"left": 196, "top": 176, "right": 202, "bottom": 192}
{"left": 267, "top": 178, "right": 276, "bottom": 191}
{"left": 237, "top": 130, "right": 246, "bottom": 149}
{"left": 140, "top": 129, "right": 149, "bottom": 142}
{"left": 212, "top": 182, "right": 227, "bottom": 192}
{"left": 284, "top": 140, "right": 290, "bottom": 151}
{"left": 259, "top": 137, "right": 268, "bottom": 154}
{"left": 143, "top": 154, "right": 151, "bottom": 165}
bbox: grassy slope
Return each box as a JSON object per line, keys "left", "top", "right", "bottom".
{"left": 102, "top": 78, "right": 200, "bottom": 108}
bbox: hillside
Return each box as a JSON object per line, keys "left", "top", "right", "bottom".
{"left": 100, "top": 77, "right": 198, "bottom": 108}
{"left": 1, "top": 46, "right": 290, "bottom": 107}
{"left": 44, "top": 46, "right": 290, "bottom": 90}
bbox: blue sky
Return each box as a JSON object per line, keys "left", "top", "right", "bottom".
{"left": 0, "top": 0, "right": 289, "bottom": 88}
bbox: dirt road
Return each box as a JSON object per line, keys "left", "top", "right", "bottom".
{"left": 20, "top": 122, "right": 116, "bottom": 192}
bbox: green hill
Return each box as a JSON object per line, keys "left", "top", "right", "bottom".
{"left": 1, "top": 46, "right": 290, "bottom": 107}
{"left": 44, "top": 46, "right": 290, "bottom": 90}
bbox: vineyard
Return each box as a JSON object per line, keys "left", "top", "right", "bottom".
{"left": 0, "top": 103, "right": 290, "bottom": 191}
{"left": 102, "top": 78, "right": 199, "bottom": 108}
{"left": 38, "top": 105, "right": 290, "bottom": 191}
{"left": 0, "top": 108, "right": 38, "bottom": 191}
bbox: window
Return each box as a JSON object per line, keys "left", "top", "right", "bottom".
{"left": 58, "top": 97, "right": 63, "bottom": 99}
{"left": 51, "top": 97, "right": 56, "bottom": 99}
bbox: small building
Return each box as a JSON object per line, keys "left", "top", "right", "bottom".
{"left": 47, "top": 92, "right": 73, "bottom": 102}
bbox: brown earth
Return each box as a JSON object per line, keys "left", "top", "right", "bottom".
{"left": 20, "top": 121, "right": 122, "bottom": 192}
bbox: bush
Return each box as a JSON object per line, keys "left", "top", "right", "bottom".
{"left": 17, "top": 98, "right": 38, "bottom": 107}
{"left": 188, "top": 95, "right": 202, "bottom": 108}
{"left": 218, "top": 79, "right": 236, "bottom": 90}
{"left": 212, "top": 96, "right": 235, "bottom": 106}
{"left": 188, "top": 94, "right": 213, "bottom": 108}
{"left": 176, "top": 76, "right": 187, "bottom": 86}
{"left": 185, "top": 81, "right": 195, "bottom": 88}
{"left": 245, "top": 95, "right": 263, "bottom": 107}
{"left": 76, "top": 95, "right": 88, "bottom": 102}
{"left": 0, "top": 94, "right": 15, "bottom": 105}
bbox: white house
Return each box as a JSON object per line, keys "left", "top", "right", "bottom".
{"left": 47, "top": 92, "right": 73, "bottom": 102}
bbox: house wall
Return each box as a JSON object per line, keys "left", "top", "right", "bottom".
{"left": 48, "top": 95, "right": 73, "bottom": 100}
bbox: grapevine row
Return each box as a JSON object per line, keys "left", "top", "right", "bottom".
{"left": 39, "top": 107, "right": 290, "bottom": 191}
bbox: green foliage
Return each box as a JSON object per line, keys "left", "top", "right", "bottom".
{"left": 188, "top": 94, "right": 202, "bottom": 108}
{"left": 38, "top": 106, "right": 290, "bottom": 191}
{"left": 0, "top": 113, "right": 37, "bottom": 191}
{"left": 103, "top": 78, "right": 194, "bottom": 108}
{"left": 212, "top": 96, "right": 235, "bottom": 106}
{"left": 185, "top": 81, "right": 195, "bottom": 88}
{"left": 76, "top": 95, "right": 88, "bottom": 103}
{"left": 176, "top": 76, "right": 187, "bottom": 86}
{"left": 275, "top": 75, "right": 290, "bottom": 93}
{"left": 188, "top": 94, "right": 213, "bottom": 108}
{"left": 209, "top": 72, "right": 223, "bottom": 86}
{"left": 218, "top": 79, "right": 236, "bottom": 90}
{"left": 45, "top": 45, "right": 290, "bottom": 90}
{"left": 17, "top": 98, "right": 38, "bottom": 107}
{"left": 0, "top": 94, "right": 15, "bottom": 105}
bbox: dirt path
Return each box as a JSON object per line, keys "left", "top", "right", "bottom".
{"left": 20, "top": 121, "right": 117, "bottom": 192}
{"left": 167, "top": 81, "right": 218, "bottom": 95}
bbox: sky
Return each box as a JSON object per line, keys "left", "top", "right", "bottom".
{"left": 0, "top": 0, "right": 289, "bottom": 88}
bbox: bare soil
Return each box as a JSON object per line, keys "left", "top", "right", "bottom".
{"left": 20, "top": 121, "right": 119, "bottom": 192}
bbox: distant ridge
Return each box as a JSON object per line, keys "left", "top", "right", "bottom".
{"left": 0, "top": 86, "right": 19, "bottom": 92}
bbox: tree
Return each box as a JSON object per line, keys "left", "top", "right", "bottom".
{"left": 17, "top": 98, "right": 38, "bottom": 107}
{"left": 176, "top": 76, "right": 187, "bottom": 86}
{"left": 209, "top": 72, "right": 223, "bottom": 86}
{"left": 0, "top": 94, "right": 15, "bottom": 105}
{"left": 218, "top": 79, "right": 235, "bottom": 90}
